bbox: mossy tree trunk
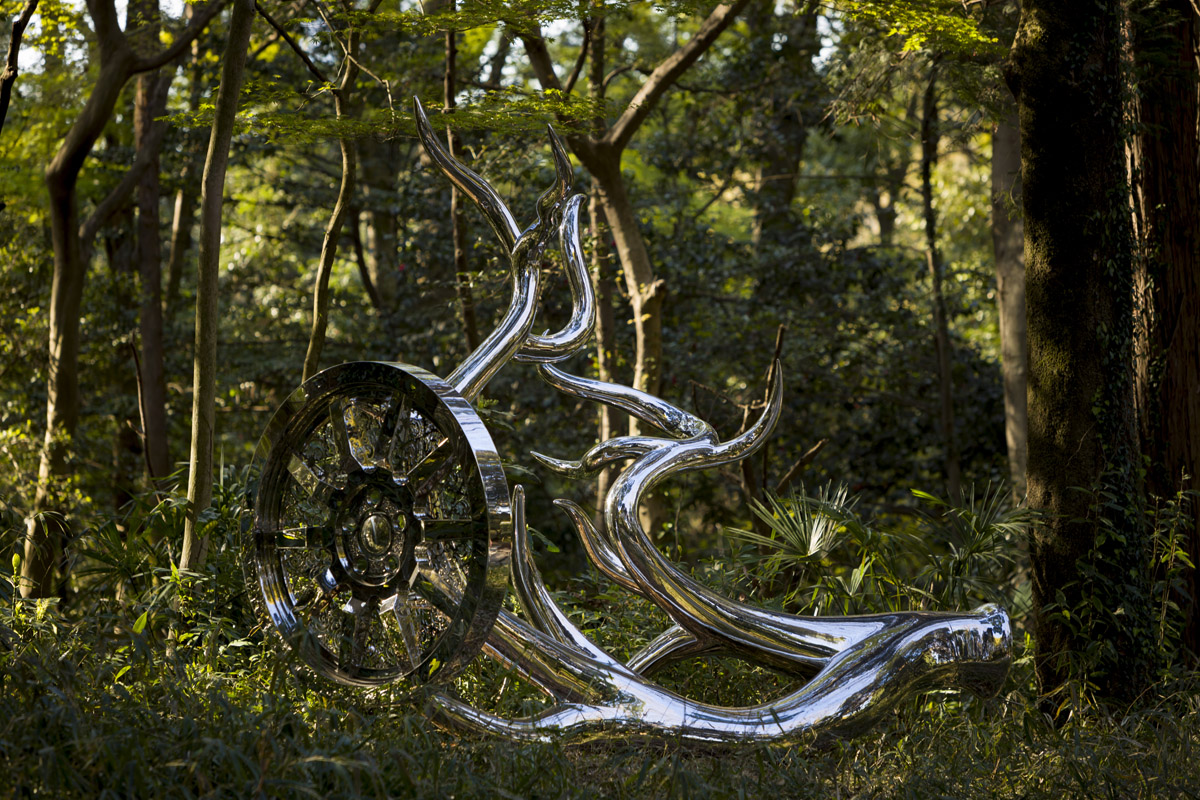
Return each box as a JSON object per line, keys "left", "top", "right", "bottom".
{"left": 1007, "top": 0, "right": 1155, "bottom": 705}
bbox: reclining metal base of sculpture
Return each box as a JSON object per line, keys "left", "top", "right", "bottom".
{"left": 244, "top": 99, "right": 1012, "bottom": 745}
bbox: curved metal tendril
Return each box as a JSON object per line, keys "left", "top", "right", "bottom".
{"left": 413, "top": 99, "right": 595, "bottom": 401}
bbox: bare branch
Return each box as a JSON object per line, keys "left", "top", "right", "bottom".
{"left": 133, "top": 0, "right": 232, "bottom": 73}
{"left": 0, "top": 0, "right": 40, "bottom": 140}
{"left": 255, "top": 0, "right": 331, "bottom": 86}
{"left": 562, "top": 18, "right": 590, "bottom": 95}
{"left": 774, "top": 439, "right": 828, "bottom": 493}
{"left": 78, "top": 69, "right": 174, "bottom": 256}
{"left": 605, "top": 0, "right": 751, "bottom": 153}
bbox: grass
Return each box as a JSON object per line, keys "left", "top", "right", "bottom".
{"left": 2, "top": 481, "right": 1198, "bottom": 798}
{"left": 2, "top": 577, "right": 1199, "bottom": 799}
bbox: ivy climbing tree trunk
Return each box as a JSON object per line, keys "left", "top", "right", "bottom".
{"left": 179, "top": 0, "right": 256, "bottom": 573}
{"left": 1007, "top": 0, "right": 1154, "bottom": 706}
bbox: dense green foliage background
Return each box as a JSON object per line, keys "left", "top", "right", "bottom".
{"left": 2, "top": 0, "right": 1199, "bottom": 795}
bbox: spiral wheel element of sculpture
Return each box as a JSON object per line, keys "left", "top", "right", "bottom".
{"left": 248, "top": 361, "right": 511, "bottom": 687}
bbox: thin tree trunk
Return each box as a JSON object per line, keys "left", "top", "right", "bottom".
{"left": 445, "top": 17, "right": 480, "bottom": 352}
{"left": 104, "top": 200, "right": 141, "bottom": 518}
{"left": 747, "top": 3, "right": 818, "bottom": 251}
{"left": 992, "top": 110, "right": 1027, "bottom": 501}
{"left": 164, "top": 177, "right": 197, "bottom": 320}
{"left": 25, "top": 50, "right": 133, "bottom": 597}
{"left": 165, "top": 24, "right": 206, "bottom": 322}
{"left": 301, "top": 30, "right": 360, "bottom": 382}
{"left": 588, "top": 160, "right": 666, "bottom": 415}
{"left": 179, "top": 0, "right": 255, "bottom": 572}
{"left": 360, "top": 140, "right": 401, "bottom": 310}
{"left": 919, "top": 66, "right": 961, "bottom": 500}
{"left": 587, "top": 13, "right": 619, "bottom": 518}
{"left": 349, "top": 206, "right": 381, "bottom": 308}
{"left": 590, "top": 192, "right": 620, "bottom": 517}
{"left": 132, "top": 0, "right": 171, "bottom": 486}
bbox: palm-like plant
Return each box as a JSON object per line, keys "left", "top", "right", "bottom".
{"left": 728, "top": 482, "right": 1032, "bottom": 615}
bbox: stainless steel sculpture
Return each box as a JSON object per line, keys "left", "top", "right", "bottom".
{"left": 246, "top": 99, "right": 1012, "bottom": 744}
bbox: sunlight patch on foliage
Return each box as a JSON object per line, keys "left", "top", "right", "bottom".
{"left": 838, "top": 0, "right": 1001, "bottom": 55}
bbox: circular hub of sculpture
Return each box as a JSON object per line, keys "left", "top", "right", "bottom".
{"left": 247, "top": 361, "right": 511, "bottom": 687}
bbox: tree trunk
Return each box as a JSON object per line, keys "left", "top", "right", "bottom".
{"left": 445, "top": 20, "right": 480, "bottom": 352}
{"left": 1007, "top": 0, "right": 1154, "bottom": 705}
{"left": 301, "top": 29, "right": 360, "bottom": 383}
{"left": 22, "top": 0, "right": 226, "bottom": 596}
{"left": 179, "top": 0, "right": 255, "bottom": 573}
{"left": 359, "top": 139, "right": 401, "bottom": 310}
{"left": 1131, "top": 0, "right": 1200, "bottom": 658}
{"left": 586, "top": 156, "right": 666, "bottom": 415}
{"left": 992, "top": 110, "right": 1027, "bottom": 501}
{"left": 165, "top": 26, "right": 206, "bottom": 323}
{"left": 24, "top": 48, "right": 135, "bottom": 597}
{"left": 522, "top": 0, "right": 749, "bottom": 425}
{"left": 521, "top": 2, "right": 748, "bottom": 537}
{"left": 104, "top": 199, "right": 142, "bottom": 518}
{"left": 132, "top": 0, "right": 171, "bottom": 486}
{"left": 919, "top": 66, "right": 961, "bottom": 500}
{"left": 746, "top": 3, "right": 819, "bottom": 251}
{"left": 587, "top": 18, "right": 620, "bottom": 518}
{"left": 590, "top": 191, "right": 620, "bottom": 518}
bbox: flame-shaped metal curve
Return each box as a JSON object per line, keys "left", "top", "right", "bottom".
{"left": 408, "top": 105, "right": 1013, "bottom": 744}
{"left": 413, "top": 99, "right": 595, "bottom": 401}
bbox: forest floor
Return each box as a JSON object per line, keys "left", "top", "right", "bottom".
{"left": 3, "top": 581, "right": 1198, "bottom": 800}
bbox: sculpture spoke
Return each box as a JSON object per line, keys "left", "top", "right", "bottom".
{"left": 275, "top": 525, "right": 334, "bottom": 550}
{"left": 383, "top": 592, "right": 425, "bottom": 671}
{"left": 286, "top": 452, "right": 341, "bottom": 506}
{"left": 409, "top": 446, "right": 457, "bottom": 499}
{"left": 376, "top": 394, "right": 408, "bottom": 468}
{"left": 329, "top": 399, "right": 363, "bottom": 471}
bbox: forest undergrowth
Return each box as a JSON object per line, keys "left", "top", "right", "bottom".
{"left": 1, "top": 477, "right": 1198, "bottom": 799}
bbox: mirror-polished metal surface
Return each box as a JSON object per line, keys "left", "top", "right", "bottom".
{"left": 249, "top": 106, "right": 1013, "bottom": 744}
{"left": 248, "top": 362, "right": 510, "bottom": 687}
